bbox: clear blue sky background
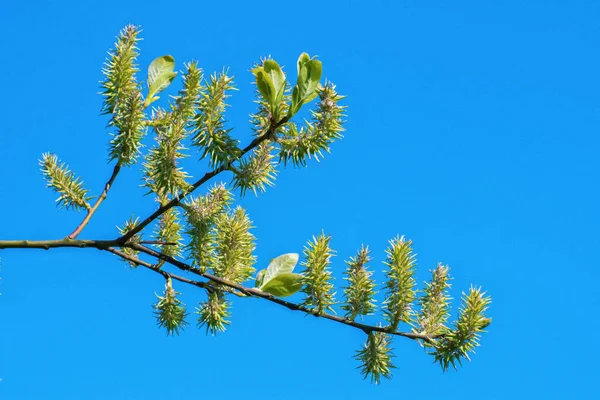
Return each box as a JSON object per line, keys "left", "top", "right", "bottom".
{"left": 1, "top": 0, "right": 598, "bottom": 398}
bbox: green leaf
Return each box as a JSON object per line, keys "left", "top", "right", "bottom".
{"left": 255, "top": 269, "right": 266, "bottom": 288}
{"left": 148, "top": 55, "right": 175, "bottom": 88}
{"left": 263, "top": 60, "right": 286, "bottom": 105}
{"left": 288, "top": 54, "right": 323, "bottom": 118}
{"left": 261, "top": 253, "right": 299, "bottom": 286}
{"left": 146, "top": 55, "right": 177, "bottom": 106}
{"left": 298, "top": 59, "right": 321, "bottom": 102}
{"left": 254, "top": 69, "right": 276, "bottom": 106}
{"left": 308, "top": 60, "right": 322, "bottom": 83}
{"left": 260, "top": 273, "right": 303, "bottom": 297}
{"left": 297, "top": 52, "right": 310, "bottom": 75}
{"left": 290, "top": 86, "right": 302, "bottom": 117}
{"left": 303, "top": 82, "right": 321, "bottom": 104}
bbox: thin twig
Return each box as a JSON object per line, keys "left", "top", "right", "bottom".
{"left": 68, "top": 165, "right": 121, "bottom": 239}
{"left": 138, "top": 240, "right": 179, "bottom": 246}
{"left": 106, "top": 247, "right": 207, "bottom": 290}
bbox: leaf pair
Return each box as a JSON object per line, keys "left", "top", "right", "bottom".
{"left": 145, "top": 55, "right": 178, "bottom": 107}
{"left": 252, "top": 60, "right": 286, "bottom": 116}
{"left": 255, "top": 253, "right": 302, "bottom": 297}
{"left": 289, "top": 53, "right": 322, "bottom": 117}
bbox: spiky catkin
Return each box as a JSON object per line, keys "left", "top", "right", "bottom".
{"left": 279, "top": 81, "right": 345, "bottom": 166}
{"left": 231, "top": 142, "right": 277, "bottom": 197}
{"left": 154, "top": 277, "right": 188, "bottom": 336}
{"left": 39, "top": 153, "right": 92, "bottom": 211}
{"left": 184, "top": 184, "right": 233, "bottom": 272}
{"left": 300, "top": 233, "right": 336, "bottom": 314}
{"left": 173, "top": 62, "right": 203, "bottom": 120}
{"left": 196, "top": 291, "right": 230, "bottom": 335}
{"left": 143, "top": 64, "right": 202, "bottom": 199}
{"left": 143, "top": 111, "right": 191, "bottom": 198}
{"left": 108, "top": 91, "right": 146, "bottom": 166}
{"left": 249, "top": 85, "right": 272, "bottom": 137}
{"left": 101, "top": 25, "right": 146, "bottom": 167}
{"left": 355, "top": 331, "right": 395, "bottom": 385}
{"left": 211, "top": 206, "right": 256, "bottom": 284}
{"left": 192, "top": 72, "right": 240, "bottom": 166}
{"left": 100, "top": 25, "right": 140, "bottom": 115}
{"left": 342, "top": 246, "right": 377, "bottom": 321}
{"left": 383, "top": 236, "right": 417, "bottom": 332}
{"left": 416, "top": 263, "right": 452, "bottom": 338}
{"left": 432, "top": 287, "right": 492, "bottom": 371}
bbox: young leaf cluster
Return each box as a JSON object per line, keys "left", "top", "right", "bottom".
{"left": 252, "top": 59, "right": 289, "bottom": 121}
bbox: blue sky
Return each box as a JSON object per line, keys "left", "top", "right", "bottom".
{"left": 1, "top": 0, "right": 598, "bottom": 398}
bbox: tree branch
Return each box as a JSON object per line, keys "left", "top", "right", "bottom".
{"left": 68, "top": 165, "right": 121, "bottom": 239}
{"left": 0, "top": 237, "right": 437, "bottom": 342}
{"left": 0, "top": 239, "right": 117, "bottom": 250}
{"left": 128, "top": 243, "right": 438, "bottom": 343}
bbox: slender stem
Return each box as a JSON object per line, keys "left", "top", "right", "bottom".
{"left": 118, "top": 117, "right": 288, "bottom": 245}
{"left": 138, "top": 240, "right": 178, "bottom": 246}
{"left": 106, "top": 247, "right": 207, "bottom": 290}
{"left": 68, "top": 165, "right": 121, "bottom": 239}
